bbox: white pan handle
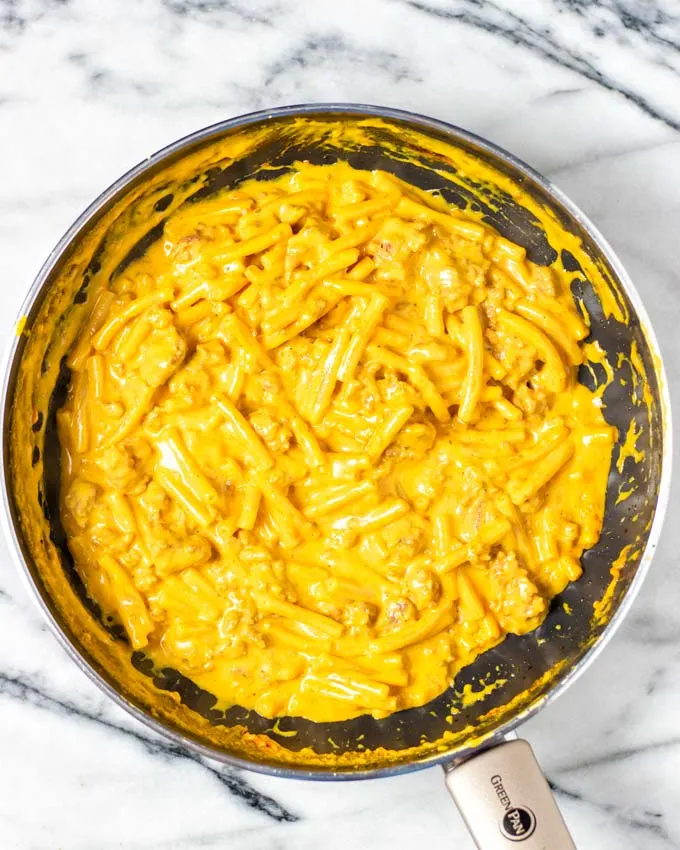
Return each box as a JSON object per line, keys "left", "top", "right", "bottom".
{"left": 444, "top": 738, "right": 576, "bottom": 849}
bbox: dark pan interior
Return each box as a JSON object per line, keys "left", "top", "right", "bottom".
{"left": 7, "top": 109, "right": 665, "bottom": 770}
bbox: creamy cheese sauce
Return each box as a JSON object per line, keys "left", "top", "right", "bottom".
{"left": 57, "top": 162, "right": 615, "bottom": 723}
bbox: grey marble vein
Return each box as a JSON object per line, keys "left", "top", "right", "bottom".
{"left": 557, "top": 737, "right": 680, "bottom": 774}
{"left": 160, "top": 0, "right": 278, "bottom": 28}
{"left": 0, "top": 670, "right": 299, "bottom": 824}
{"left": 263, "top": 34, "right": 421, "bottom": 87}
{"left": 550, "top": 779, "right": 674, "bottom": 847}
{"left": 401, "top": 0, "right": 680, "bottom": 131}
{"left": 547, "top": 137, "right": 679, "bottom": 175}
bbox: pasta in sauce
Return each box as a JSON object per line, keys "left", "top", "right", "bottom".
{"left": 59, "top": 162, "right": 614, "bottom": 722}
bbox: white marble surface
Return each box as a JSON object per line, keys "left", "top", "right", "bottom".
{"left": 1, "top": 1, "right": 679, "bottom": 847}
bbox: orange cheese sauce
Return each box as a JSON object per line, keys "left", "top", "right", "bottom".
{"left": 58, "top": 162, "right": 615, "bottom": 722}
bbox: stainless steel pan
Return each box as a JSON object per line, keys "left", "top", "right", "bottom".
{"left": 1, "top": 105, "right": 671, "bottom": 849}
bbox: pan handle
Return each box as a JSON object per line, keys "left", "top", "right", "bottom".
{"left": 444, "top": 738, "right": 576, "bottom": 849}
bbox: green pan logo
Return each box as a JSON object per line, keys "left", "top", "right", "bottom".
{"left": 490, "top": 775, "right": 537, "bottom": 842}
{"left": 500, "top": 806, "right": 536, "bottom": 842}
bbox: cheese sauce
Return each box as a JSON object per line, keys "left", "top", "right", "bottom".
{"left": 58, "top": 162, "right": 615, "bottom": 722}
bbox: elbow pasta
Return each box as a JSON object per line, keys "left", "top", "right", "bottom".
{"left": 59, "top": 162, "right": 615, "bottom": 722}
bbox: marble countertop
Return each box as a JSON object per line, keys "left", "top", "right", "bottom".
{"left": 1, "top": 1, "right": 679, "bottom": 847}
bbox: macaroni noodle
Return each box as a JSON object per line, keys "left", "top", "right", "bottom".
{"left": 59, "top": 162, "right": 614, "bottom": 722}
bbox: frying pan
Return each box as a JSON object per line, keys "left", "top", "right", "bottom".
{"left": 1, "top": 105, "right": 671, "bottom": 849}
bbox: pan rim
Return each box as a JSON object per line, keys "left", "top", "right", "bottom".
{"left": 0, "top": 102, "right": 672, "bottom": 780}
